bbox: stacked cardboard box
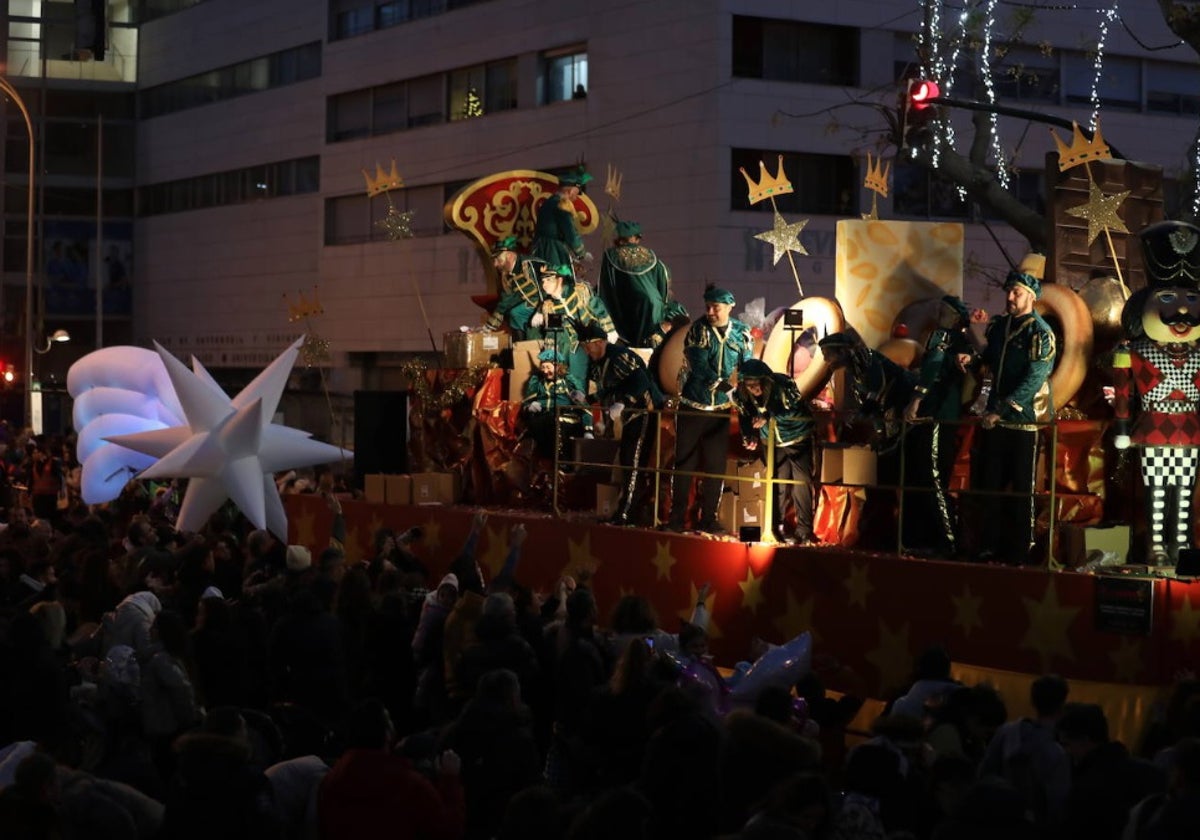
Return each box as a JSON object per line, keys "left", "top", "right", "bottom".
{"left": 444, "top": 330, "right": 511, "bottom": 369}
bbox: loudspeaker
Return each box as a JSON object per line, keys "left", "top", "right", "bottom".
{"left": 739, "top": 525, "right": 762, "bottom": 543}
{"left": 353, "top": 391, "right": 408, "bottom": 487}
{"left": 1177, "top": 548, "right": 1200, "bottom": 578}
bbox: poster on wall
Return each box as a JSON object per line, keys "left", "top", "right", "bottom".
{"left": 43, "top": 220, "right": 133, "bottom": 316}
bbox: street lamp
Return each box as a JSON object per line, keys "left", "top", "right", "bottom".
{"left": 0, "top": 77, "right": 35, "bottom": 430}
{"left": 35, "top": 328, "right": 70, "bottom": 353}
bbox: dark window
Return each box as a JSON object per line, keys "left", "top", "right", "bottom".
{"left": 1146, "top": 61, "right": 1200, "bottom": 116}
{"left": 539, "top": 47, "right": 588, "bottom": 104}
{"left": 324, "top": 185, "right": 444, "bottom": 245}
{"left": 1064, "top": 52, "right": 1140, "bottom": 111}
{"left": 730, "top": 148, "right": 857, "bottom": 216}
{"left": 893, "top": 163, "right": 969, "bottom": 219}
{"left": 732, "top": 16, "right": 858, "bottom": 86}
{"left": 139, "top": 156, "right": 320, "bottom": 216}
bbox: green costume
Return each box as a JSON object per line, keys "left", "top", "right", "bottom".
{"left": 980, "top": 309, "right": 1055, "bottom": 426}
{"left": 486, "top": 235, "right": 546, "bottom": 331}
{"left": 522, "top": 349, "right": 592, "bottom": 460}
{"left": 507, "top": 265, "right": 615, "bottom": 385}
{"left": 913, "top": 297, "right": 973, "bottom": 421}
{"left": 598, "top": 221, "right": 675, "bottom": 346}
{"left": 530, "top": 169, "right": 591, "bottom": 270}
{"left": 678, "top": 313, "right": 755, "bottom": 411}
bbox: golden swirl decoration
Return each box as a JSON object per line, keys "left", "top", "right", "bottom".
{"left": 400, "top": 358, "right": 493, "bottom": 412}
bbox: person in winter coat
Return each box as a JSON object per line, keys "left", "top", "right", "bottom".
{"left": 102, "top": 590, "right": 161, "bottom": 660}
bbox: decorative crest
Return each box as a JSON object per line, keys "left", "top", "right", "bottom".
{"left": 1050, "top": 122, "right": 1112, "bottom": 172}
{"left": 605, "top": 163, "right": 623, "bottom": 201}
{"left": 362, "top": 160, "right": 405, "bottom": 197}
{"left": 284, "top": 287, "right": 324, "bottom": 323}
{"left": 739, "top": 155, "right": 794, "bottom": 206}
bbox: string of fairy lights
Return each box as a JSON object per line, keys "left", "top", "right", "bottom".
{"left": 979, "top": 0, "right": 1010, "bottom": 189}
{"left": 1088, "top": 4, "right": 1118, "bottom": 129}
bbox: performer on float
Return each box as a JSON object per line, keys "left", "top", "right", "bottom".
{"left": 970, "top": 255, "right": 1055, "bottom": 566}
{"left": 598, "top": 220, "right": 679, "bottom": 346}
{"left": 530, "top": 167, "right": 592, "bottom": 273}
{"left": 581, "top": 323, "right": 665, "bottom": 526}
{"left": 1112, "top": 220, "right": 1200, "bottom": 565}
{"left": 647, "top": 301, "right": 692, "bottom": 349}
{"left": 664, "top": 286, "right": 754, "bottom": 534}
{"left": 902, "top": 295, "right": 974, "bottom": 557}
{"left": 506, "top": 263, "right": 616, "bottom": 385}
{"left": 818, "top": 328, "right": 917, "bottom": 550}
{"left": 733, "top": 358, "right": 817, "bottom": 545}
{"left": 522, "top": 347, "right": 592, "bottom": 461}
{"left": 485, "top": 235, "right": 545, "bottom": 331}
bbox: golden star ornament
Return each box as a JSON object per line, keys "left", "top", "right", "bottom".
{"left": 1065, "top": 179, "right": 1130, "bottom": 246}
{"left": 755, "top": 211, "right": 809, "bottom": 265}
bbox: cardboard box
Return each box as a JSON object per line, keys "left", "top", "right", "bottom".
{"left": 509, "top": 339, "right": 542, "bottom": 403}
{"left": 1084, "top": 524, "right": 1131, "bottom": 564}
{"left": 573, "top": 437, "right": 620, "bottom": 477}
{"left": 737, "top": 497, "right": 764, "bottom": 528}
{"left": 717, "top": 490, "right": 737, "bottom": 532}
{"left": 364, "top": 474, "right": 386, "bottom": 503}
{"left": 411, "top": 472, "right": 461, "bottom": 505}
{"left": 596, "top": 483, "right": 621, "bottom": 518}
{"left": 385, "top": 474, "right": 412, "bottom": 506}
{"left": 444, "top": 330, "right": 511, "bottom": 369}
{"left": 819, "top": 447, "right": 842, "bottom": 484}
{"left": 735, "top": 460, "right": 768, "bottom": 498}
{"left": 843, "top": 446, "right": 877, "bottom": 486}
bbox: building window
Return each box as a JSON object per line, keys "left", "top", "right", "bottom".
{"left": 893, "top": 163, "right": 969, "bottom": 220}
{"left": 324, "top": 185, "right": 444, "bottom": 245}
{"left": 1064, "top": 52, "right": 1140, "bottom": 111}
{"left": 330, "top": 0, "right": 497, "bottom": 41}
{"left": 137, "top": 0, "right": 207, "bottom": 23}
{"left": 539, "top": 46, "right": 588, "bottom": 104}
{"left": 448, "top": 59, "right": 516, "bottom": 120}
{"left": 139, "top": 156, "right": 319, "bottom": 216}
{"left": 140, "top": 42, "right": 322, "bottom": 119}
{"left": 1146, "top": 61, "right": 1200, "bottom": 116}
{"left": 992, "top": 45, "right": 1060, "bottom": 104}
{"left": 732, "top": 16, "right": 858, "bottom": 86}
{"left": 730, "top": 149, "right": 857, "bottom": 216}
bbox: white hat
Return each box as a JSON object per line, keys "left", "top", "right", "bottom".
{"left": 438, "top": 572, "right": 459, "bottom": 592}
{"left": 200, "top": 586, "right": 225, "bottom": 601}
{"left": 286, "top": 545, "right": 312, "bottom": 572}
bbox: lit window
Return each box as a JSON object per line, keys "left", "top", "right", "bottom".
{"left": 539, "top": 46, "right": 587, "bottom": 104}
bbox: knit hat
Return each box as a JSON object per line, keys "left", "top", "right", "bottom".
{"left": 437, "top": 573, "right": 459, "bottom": 593}
{"left": 704, "top": 286, "right": 736, "bottom": 305}
{"left": 200, "top": 585, "right": 225, "bottom": 601}
{"left": 286, "top": 545, "right": 312, "bottom": 572}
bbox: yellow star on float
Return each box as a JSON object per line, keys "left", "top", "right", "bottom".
{"left": 951, "top": 585, "right": 984, "bottom": 638}
{"left": 479, "top": 523, "right": 509, "bottom": 577}
{"left": 738, "top": 566, "right": 766, "bottom": 614}
{"left": 375, "top": 204, "right": 415, "bottom": 240}
{"left": 1171, "top": 593, "right": 1200, "bottom": 647}
{"left": 650, "top": 540, "right": 677, "bottom": 581}
{"left": 1110, "top": 637, "right": 1144, "bottom": 683}
{"left": 773, "top": 587, "right": 817, "bottom": 641}
{"left": 567, "top": 531, "right": 601, "bottom": 579}
{"left": 865, "top": 619, "right": 912, "bottom": 698}
{"left": 678, "top": 581, "right": 722, "bottom": 639}
{"left": 1065, "top": 179, "right": 1130, "bottom": 246}
{"left": 422, "top": 518, "right": 442, "bottom": 553}
{"left": 1021, "top": 579, "right": 1081, "bottom": 671}
{"left": 844, "top": 562, "right": 873, "bottom": 609}
{"left": 754, "top": 210, "right": 809, "bottom": 265}
{"left": 293, "top": 505, "right": 317, "bottom": 549}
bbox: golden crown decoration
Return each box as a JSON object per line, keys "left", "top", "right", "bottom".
{"left": 362, "top": 160, "right": 405, "bottom": 197}
{"left": 284, "top": 287, "right": 324, "bottom": 323}
{"left": 605, "top": 163, "right": 623, "bottom": 201}
{"left": 863, "top": 152, "right": 891, "bottom": 198}
{"left": 740, "top": 155, "right": 794, "bottom": 206}
{"left": 1051, "top": 121, "right": 1112, "bottom": 172}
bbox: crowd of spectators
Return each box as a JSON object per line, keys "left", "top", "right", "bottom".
{"left": 0, "top": 427, "right": 1198, "bottom": 839}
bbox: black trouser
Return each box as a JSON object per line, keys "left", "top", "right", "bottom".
{"left": 773, "top": 440, "right": 814, "bottom": 539}
{"left": 972, "top": 425, "right": 1038, "bottom": 564}
{"left": 526, "top": 412, "right": 584, "bottom": 461}
{"left": 616, "top": 413, "right": 655, "bottom": 521}
{"left": 670, "top": 411, "right": 729, "bottom": 527}
{"left": 901, "top": 422, "right": 959, "bottom": 555}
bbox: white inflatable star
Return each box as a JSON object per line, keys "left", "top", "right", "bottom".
{"left": 105, "top": 337, "right": 349, "bottom": 539}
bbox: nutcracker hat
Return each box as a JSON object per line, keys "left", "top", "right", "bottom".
{"left": 491, "top": 235, "right": 519, "bottom": 255}
{"left": 1004, "top": 252, "right": 1045, "bottom": 299}
{"left": 615, "top": 220, "right": 642, "bottom": 239}
{"left": 703, "top": 285, "right": 736, "bottom": 305}
{"left": 738, "top": 358, "right": 774, "bottom": 381}
{"left": 577, "top": 322, "right": 608, "bottom": 343}
{"left": 537, "top": 348, "right": 561, "bottom": 363}
{"left": 1140, "top": 220, "right": 1200, "bottom": 287}
{"left": 558, "top": 167, "right": 593, "bottom": 191}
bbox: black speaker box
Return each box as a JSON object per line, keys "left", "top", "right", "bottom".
{"left": 1177, "top": 548, "right": 1200, "bottom": 578}
{"left": 353, "top": 391, "right": 408, "bottom": 487}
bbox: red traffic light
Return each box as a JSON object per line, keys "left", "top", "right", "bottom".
{"left": 908, "top": 79, "right": 940, "bottom": 110}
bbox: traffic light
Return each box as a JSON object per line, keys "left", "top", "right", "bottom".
{"left": 907, "top": 79, "right": 940, "bottom": 111}
{"left": 899, "top": 78, "right": 941, "bottom": 151}
{"left": 2, "top": 365, "right": 12, "bottom": 384}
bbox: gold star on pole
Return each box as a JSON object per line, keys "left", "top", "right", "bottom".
{"left": 376, "top": 203, "right": 416, "bottom": 240}
{"left": 773, "top": 587, "right": 817, "bottom": 641}
{"left": 738, "top": 565, "right": 766, "bottom": 614}
{"left": 754, "top": 211, "right": 809, "bottom": 266}
{"left": 678, "top": 581, "right": 722, "bottom": 639}
{"left": 951, "top": 585, "right": 984, "bottom": 638}
{"left": 1065, "top": 179, "right": 1130, "bottom": 246}
{"left": 844, "top": 562, "right": 873, "bottom": 609}
{"left": 1171, "top": 591, "right": 1200, "bottom": 647}
{"left": 1109, "top": 637, "right": 1144, "bottom": 683}
{"left": 650, "top": 540, "right": 677, "bottom": 581}
{"left": 1020, "top": 579, "right": 1081, "bottom": 671}
{"left": 865, "top": 619, "right": 913, "bottom": 697}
